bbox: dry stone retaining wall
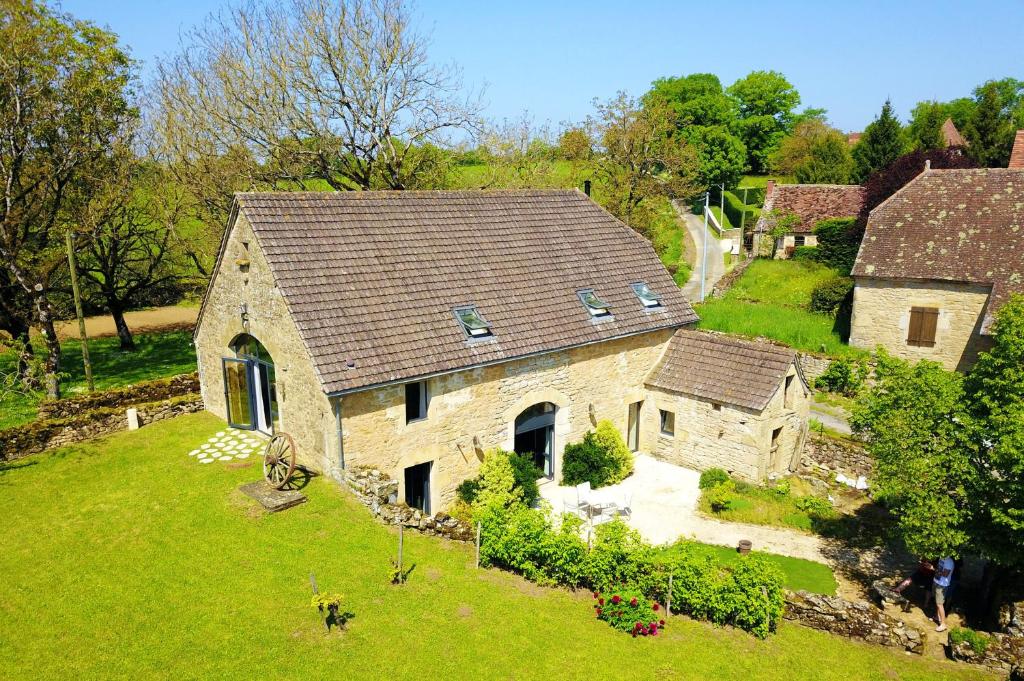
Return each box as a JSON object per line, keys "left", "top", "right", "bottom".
{"left": 37, "top": 373, "right": 199, "bottom": 419}
{"left": 949, "top": 633, "right": 1024, "bottom": 676}
{"left": 801, "top": 433, "right": 872, "bottom": 479}
{"left": 783, "top": 590, "right": 924, "bottom": 654}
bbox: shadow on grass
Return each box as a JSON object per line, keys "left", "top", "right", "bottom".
{"left": 0, "top": 458, "right": 38, "bottom": 480}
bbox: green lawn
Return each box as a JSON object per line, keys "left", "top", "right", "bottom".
{"left": 695, "top": 260, "right": 866, "bottom": 358}
{"left": 699, "top": 477, "right": 838, "bottom": 534}
{"left": 0, "top": 329, "right": 197, "bottom": 429}
{"left": 0, "top": 413, "right": 989, "bottom": 680}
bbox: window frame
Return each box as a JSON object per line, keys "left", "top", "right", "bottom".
{"left": 577, "top": 289, "right": 613, "bottom": 318}
{"left": 659, "top": 409, "right": 675, "bottom": 437}
{"left": 794, "top": 235, "right": 806, "bottom": 247}
{"left": 907, "top": 306, "right": 939, "bottom": 348}
{"left": 630, "top": 281, "right": 664, "bottom": 309}
{"left": 453, "top": 305, "right": 494, "bottom": 340}
{"left": 405, "top": 380, "right": 429, "bottom": 424}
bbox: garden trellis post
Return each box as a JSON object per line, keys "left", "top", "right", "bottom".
{"left": 667, "top": 573, "right": 672, "bottom": 617}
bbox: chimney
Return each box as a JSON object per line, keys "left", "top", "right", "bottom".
{"left": 1009, "top": 130, "right": 1024, "bottom": 169}
{"left": 765, "top": 180, "right": 775, "bottom": 198}
{"left": 925, "top": 159, "right": 931, "bottom": 171}
{"left": 583, "top": 179, "right": 592, "bottom": 196}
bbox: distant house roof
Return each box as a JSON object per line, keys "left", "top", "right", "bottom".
{"left": 1010, "top": 130, "right": 1024, "bottom": 169}
{"left": 852, "top": 168, "right": 1024, "bottom": 333}
{"left": 755, "top": 182, "right": 865, "bottom": 234}
{"left": 207, "top": 190, "right": 698, "bottom": 395}
{"left": 941, "top": 118, "right": 967, "bottom": 148}
{"left": 645, "top": 329, "right": 801, "bottom": 411}
{"left": 847, "top": 132, "right": 862, "bottom": 146}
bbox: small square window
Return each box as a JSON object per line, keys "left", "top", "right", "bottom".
{"left": 578, "top": 289, "right": 612, "bottom": 317}
{"left": 712, "top": 403, "right": 722, "bottom": 412}
{"left": 659, "top": 409, "right": 675, "bottom": 437}
{"left": 454, "top": 306, "right": 492, "bottom": 338}
{"left": 405, "top": 381, "right": 428, "bottom": 423}
{"left": 631, "top": 282, "right": 663, "bottom": 308}
{"left": 794, "top": 235, "right": 806, "bottom": 247}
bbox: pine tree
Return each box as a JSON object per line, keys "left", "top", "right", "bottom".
{"left": 966, "top": 82, "right": 1015, "bottom": 167}
{"left": 852, "top": 100, "right": 906, "bottom": 182}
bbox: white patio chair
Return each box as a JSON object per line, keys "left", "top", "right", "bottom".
{"left": 563, "top": 481, "right": 591, "bottom": 518}
{"left": 617, "top": 491, "right": 633, "bottom": 519}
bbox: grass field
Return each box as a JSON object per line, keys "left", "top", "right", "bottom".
{"left": 0, "top": 329, "right": 196, "bottom": 429}
{"left": 695, "top": 260, "right": 865, "bottom": 358}
{"left": 0, "top": 412, "right": 988, "bottom": 680}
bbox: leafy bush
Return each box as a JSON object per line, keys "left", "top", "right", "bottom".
{"left": 795, "top": 495, "right": 833, "bottom": 517}
{"left": 477, "top": 503, "right": 589, "bottom": 587}
{"left": 949, "top": 627, "right": 990, "bottom": 654}
{"left": 455, "top": 478, "right": 481, "bottom": 505}
{"left": 561, "top": 420, "right": 633, "bottom": 488}
{"left": 472, "top": 449, "right": 522, "bottom": 514}
{"left": 809, "top": 276, "right": 854, "bottom": 315}
{"left": 727, "top": 555, "right": 786, "bottom": 638}
{"left": 585, "top": 519, "right": 657, "bottom": 593}
{"left": 593, "top": 588, "right": 665, "bottom": 637}
{"left": 814, "top": 358, "right": 868, "bottom": 396}
{"left": 705, "top": 480, "right": 737, "bottom": 512}
{"left": 699, "top": 468, "right": 730, "bottom": 489}
{"left": 458, "top": 449, "right": 542, "bottom": 508}
{"left": 791, "top": 245, "right": 817, "bottom": 261}
{"left": 773, "top": 479, "right": 791, "bottom": 497}
{"left": 812, "top": 218, "right": 860, "bottom": 275}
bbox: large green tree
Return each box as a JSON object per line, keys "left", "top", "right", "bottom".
{"left": 906, "top": 101, "right": 946, "bottom": 151}
{"left": 771, "top": 119, "right": 853, "bottom": 184}
{"left": 851, "top": 100, "right": 906, "bottom": 182}
{"left": 0, "top": 0, "right": 137, "bottom": 397}
{"left": 727, "top": 71, "right": 802, "bottom": 174}
{"left": 965, "top": 81, "right": 1018, "bottom": 167}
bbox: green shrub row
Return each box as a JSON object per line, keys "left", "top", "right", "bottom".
{"left": 814, "top": 358, "right": 869, "bottom": 396}
{"left": 722, "top": 190, "right": 759, "bottom": 230}
{"left": 561, "top": 420, "right": 633, "bottom": 488}
{"left": 809, "top": 276, "right": 854, "bottom": 316}
{"left": 457, "top": 451, "right": 543, "bottom": 507}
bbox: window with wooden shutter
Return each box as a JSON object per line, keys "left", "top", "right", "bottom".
{"left": 907, "top": 307, "right": 939, "bottom": 347}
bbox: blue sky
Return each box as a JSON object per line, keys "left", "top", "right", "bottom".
{"left": 64, "top": 0, "right": 1023, "bottom": 134}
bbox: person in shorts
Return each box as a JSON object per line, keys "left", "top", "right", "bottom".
{"left": 933, "top": 556, "right": 955, "bottom": 632}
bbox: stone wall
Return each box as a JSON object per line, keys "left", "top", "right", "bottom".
{"left": 783, "top": 590, "right": 924, "bottom": 654}
{"left": 38, "top": 373, "right": 199, "bottom": 419}
{"left": 340, "top": 466, "right": 475, "bottom": 542}
{"left": 850, "top": 276, "right": 994, "bottom": 371}
{"left": 0, "top": 395, "right": 203, "bottom": 461}
{"left": 193, "top": 213, "right": 335, "bottom": 471}
{"left": 796, "top": 353, "right": 832, "bottom": 385}
{"left": 647, "top": 362, "right": 809, "bottom": 482}
{"left": 711, "top": 253, "right": 755, "bottom": 298}
{"left": 949, "top": 632, "right": 1024, "bottom": 676}
{"left": 801, "top": 432, "right": 872, "bottom": 479}
{"left": 340, "top": 329, "right": 675, "bottom": 512}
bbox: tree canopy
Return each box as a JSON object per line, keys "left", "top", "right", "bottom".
{"left": 772, "top": 119, "right": 853, "bottom": 184}
{"left": 851, "top": 100, "right": 906, "bottom": 182}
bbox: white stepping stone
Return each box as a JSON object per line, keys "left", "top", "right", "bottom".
{"left": 188, "top": 450, "right": 200, "bottom": 457}
{"left": 236, "top": 452, "right": 250, "bottom": 459}
{"left": 216, "top": 431, "right": 226, "bottom": 436}
{"left": 199, "top": 457, "right": 215, "bottom": 464}
{"left": 218, "top": 455, "right": 233, "bottom": 461}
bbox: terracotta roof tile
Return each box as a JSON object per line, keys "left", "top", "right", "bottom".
{"left": 645, "top": 329, "right": 797, "bottom": 411}
{"left": 1010, "top": 130, "right": 1024, "bottom": 169}
{"left": 755, "top": 183, "right": 865, "bottom": 234}
{"left": 852, "top": 168, "right": 1024, "bottom": 332}
{"left": 235, "top": 190, "right": 698, "bottom": 394}
{"left": 942, "top": 118, "right": 967, "bottom": 148}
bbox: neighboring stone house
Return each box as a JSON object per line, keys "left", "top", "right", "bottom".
{"left": 645, "top": 330, "right": 809, "bottom": 482}
{"left": 754, "top": 182, "right": 865, "bottom": 258}
{"left": 194, "top": 190, "right": 808, "bottom": 513}
{"left": 850, "top": 166, "right": 1024, "bottom": 370}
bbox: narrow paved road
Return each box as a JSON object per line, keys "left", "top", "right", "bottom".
{"left": 810, "top": 403, "right": 853, "bottom": 435}
{"left": 673, "top": 200, "right": 728, "bottom": 303}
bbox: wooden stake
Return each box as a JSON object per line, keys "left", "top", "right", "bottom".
{"left": 398, "top": 524, "right": 404, "bottom": 579}
{"left": 309, "top": 572, "right": 319, "bottom": 595}
{"left": 667, "top": 574, "right": 673, "bottom": 617}
{"left": 475, "top": 522, "right": 481, "bottom": 569}
{"left": 65, "top": 231, "right": 94, "bottom": 392}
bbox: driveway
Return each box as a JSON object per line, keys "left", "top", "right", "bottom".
{"left": 673, "top": 201, "right": 729, "bottom": 303}
{"left": 540, "top": 454, "right": 829, "bottom": 564}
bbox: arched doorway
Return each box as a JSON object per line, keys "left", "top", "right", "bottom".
{"left": 514, "top": 402, "right": 556, "bottom": 479}
{"left": 223, "top": 333, "right": 279, "bottom": 434}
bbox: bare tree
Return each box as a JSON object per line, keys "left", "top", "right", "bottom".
{"left": 461, "top": 112, "right": 559, "bottom": 189}
{"left": 149, "top": 0, "right": 482, "bottom": 233}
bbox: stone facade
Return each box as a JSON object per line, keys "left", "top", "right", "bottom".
{"left": 193, "top": 213, "right": 335, "bottom": 471}
{"left": 339, "top": 330, "right": 674, "bottom": 512}
{"left": 783, "top": 590, "right": 924, "bottom": 654}
{"left": 646, "top": 362, "right": 809, "bottom": 482}
{"left": 773, "top": 234, "right": 819, "bottom": 259}
{"left": 850, "top": 276, "right": 994, "bottom": 371}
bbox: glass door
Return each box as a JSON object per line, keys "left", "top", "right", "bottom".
{"left": 223, "top": 358, "right": 255, "bottom": 429}
{"left": 627, "top": 401, "right": 642, "bottom": 452}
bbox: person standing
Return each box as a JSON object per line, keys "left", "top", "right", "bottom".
{"left": 933, "top": 556, "right": 955, "bottom": 632}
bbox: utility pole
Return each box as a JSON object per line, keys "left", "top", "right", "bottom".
{"left": 700, "top": 192, "right": 710, "bottom": 303}
{"left": 65, "top": 230, "right": 94, "bottom": 392}
{"left": 719, "top": 183, "right": 725, "bottom": 226}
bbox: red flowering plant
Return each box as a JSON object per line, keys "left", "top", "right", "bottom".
{"left": 592, "top": 588, "right": 665, "bottom": 637}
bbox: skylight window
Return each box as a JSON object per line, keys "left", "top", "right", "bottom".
{"left": 631, "top": 282, "right": 663, "bottom": 308}
{"left": 578, "top": 289, "right": 612, "bottom": 318}
{"left": 454, "top": 306, "right": 492, "bottom": 338}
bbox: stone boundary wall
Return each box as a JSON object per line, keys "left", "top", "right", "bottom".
{"left": 711, "top": 253, "right": 755, "bottom": 298}
{"left": 796, "top": 353, "right": 832, "bottom": 385}
{"left": 801, "top": 432, "right": 872, "bottom": 479}
{"left": 38, "top": 372, "right": 199, "bottom": 419}
{"left": 783, "top": 590, "right": 923, "bottom": 654}
{"left": 950, "top": 633, "right": 1024, "bottom": 676}
{"left": 0, "top": 395, "right": 203, "bottom": 461}
{"left": 340, "top": 467, "right": 475, "bottom": 542}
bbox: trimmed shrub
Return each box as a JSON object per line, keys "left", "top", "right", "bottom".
{"left": 585, "top": 519, "right": 657, "bottom": 593}
{"left": 593, "top": 420, "right": 634, "bottom": 483}
{"left": 705, "top": 480, "right": 737, "bottom": 512}
{"left": 727, "top": 555, "right": 786, "bottom": 638}
{"left": 791, "top": 245, "right": 817, "bottom": 261}
{"left": 561, "top": 420, "right": 633, "bottom": 488}
{"left": 699, "top": 467, "right": 730, "bottom": 490}
{"left": 812, "top": 217, "right": 860, "bottom": 275}
{"left": 455, "top": 478, "right": 481, "bottom": 505}
{"left": 809, "top": 276, "right": 854, "bottom": 315}
{"left": 458, "top": 450, "right": 542, "bottom": 507}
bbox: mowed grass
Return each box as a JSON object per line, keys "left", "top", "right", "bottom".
{"left": 0, "top": 329, "right": 197, "bottom": 429}
{"left": 659, "top": 542, "right": 838, "bottom": 596}
{"left": 0, "top": 413, "right": 990, "bottom": 681}
{"left": 695, "top": 260, "right": 866, "bottom": 358}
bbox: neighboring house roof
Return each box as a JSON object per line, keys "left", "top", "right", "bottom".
{"left": 847, "top": 132, "right": 862, "bottom": 146}
{"left": 1010, "top": 130, "right": 1024, "bottom": 169}
{"left": 219, "top": 190, "right": 698, "bottom": 395}
{"left": 755, "top": 182, "right": 865, "bottom": 234}
{"left": 941, "top": 118, "right": 967, "bottom": 147}
{"left": 852, "top": 168, "right": 1024, "bottom": 333}
{"left": 645, "top": 329, "right": 800, "bottom": 411}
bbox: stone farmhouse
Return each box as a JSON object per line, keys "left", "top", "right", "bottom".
{"left": 193, "top": 190, "right": 809, "bottom": 513}
{"left": 850, "top": 156, "right": 1024, "bottom": 370}
{"left": 754, "top": 181, "right": 865, "bottom": 258}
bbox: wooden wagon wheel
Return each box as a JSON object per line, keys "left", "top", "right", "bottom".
{"left": 263, "top": 432, "right": 297, "bottom": 490}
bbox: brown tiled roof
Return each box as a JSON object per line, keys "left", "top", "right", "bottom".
{"left": 756, "top": 183, "right": 865, "bottom": 234}
{"left": 847, "top": 132, "right": 862, "bottom": 146}
{"left": 1010, "top": 130, "right": 1024, "bottom": 168}
{"left": 645, "top": 329, "right": 798, "bottom": 411}
{"left": 233, "top": 190, "right": 698, "bottom": 394}
{"left": 852, "top": 168, "right": 1024, "bottom": 332}
{"left": 941, "top": 118, "right": 967, "bottom": 147}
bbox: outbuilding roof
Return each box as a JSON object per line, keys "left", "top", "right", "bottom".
{"left": 755, "top": 183, "right": 865, "bottom": 234}
{"left": 852, "top": 168, "right": 1024, "bottom": 333}
{"left": 645, "top": 329, "right": 800, "bottom": 411}
{"left": 225, "top": 190, "right": 698, "bottom": 395}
